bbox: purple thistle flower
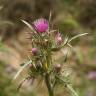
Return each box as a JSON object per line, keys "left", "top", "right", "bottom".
{"left": 55, "top": 32, "right": 62, "bottom": 45}
{"left": 32, "top": 48, "right": 38, "bottom": 55}
{"left": 33, "top": 18, "right": 49, "bottom": 33}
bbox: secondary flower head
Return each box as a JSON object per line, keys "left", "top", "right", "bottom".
{"left": 33, "top": 18, "right": 49, "bottom": 33}
{"left": 32, "top": 48, "right": 38, "bottom": 55}
{"left": 54, "top": 64, "right": 61, "bottom": 73}
{"left": 55, "top": 32, "right": 62, "bottom": 45}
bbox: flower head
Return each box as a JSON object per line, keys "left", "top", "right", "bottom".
{"left": 55, "top": 32, "right": 62, "bottom": 45}
{"left": 32, "top": 48, "right": 38, "bottom": 55}
{"left": 33, "top": 18, "right": 49, "bottom": 33}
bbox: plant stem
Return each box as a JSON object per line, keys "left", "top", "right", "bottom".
{"left": 45, "top": 73, "right": 54, "bottom": 96}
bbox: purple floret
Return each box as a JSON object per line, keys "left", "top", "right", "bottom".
{"left": 33, "top": 18, "right": 49, "bottom": 33}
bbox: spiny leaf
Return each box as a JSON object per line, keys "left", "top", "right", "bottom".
{"left": 60, "top": 36, "right": 69, "bottom": 48}
{"left": 17, "top": 76, "right": 31, "bottom": 91}
{"left": 68, "top": 33, "right": 88, "bottom": 43}
{"left": 20, "top": 63, "right": 25, "bottom": 66}
{"left": 13, "top": 60, "right": 32, "bottom": 80}
{"left": 49, "top": 30, "right": 57, "bottom": 33}
{"left": 63, "top": 50, "right": 68, "bottom": 63}
{"left": 21, "top": 19, "right": 36, "bottom": 33}
{"left": 67, "top": 43, "right": 73, "bottom": 49}
{"left": 67, "top": 43, "right": 77, "bottom": 54}
{"left": 57, "top": 76, "right": 79, "bottom": 96}
{"left": 49, "top": 11, "right": 52, "bottom": 23}
{"left": 0, "top": 21, "right": 14, "bottom": 26}
{"left": 64, "top": 36, "right": 69, "bottom": 45}
{"left": 67, "top": 84, "right": 79, "bottom": 96}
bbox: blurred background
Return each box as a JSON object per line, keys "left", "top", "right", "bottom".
{"left": 0, "top": 0, "right": 96, "bottom": 96}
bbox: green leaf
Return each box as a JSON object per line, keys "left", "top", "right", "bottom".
{"left": 57, "top": 76, "right": 79, "bottom": 96}
{"left": 21, "top": 19, "right": 36, "bottom": 33}
{"left": 13, "top": 60, "right": 32, "bottom": 80}
{"left": 68, "top": 33, "right": 88, "bottom": 43}
{"left": 67, "top": 84, "right": 79, "bottom": 96}
{"left": 0, "top": 21, "right": 14, "bottom": 26}
{"left": 64, "top": 36, "right": 69, "bottom": 45}
{"left": 49, "top": 11, "right": 52, "bottom": 23}
{"left": 20, "top": 63, "right": 25, "bottom": 66}
{"left": 17, "top": 76, "right": 31, "bottom": 91}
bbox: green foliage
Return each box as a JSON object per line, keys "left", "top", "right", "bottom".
{"left": 0, "top": 61, "right": 35, "bottom": 96}
{"left": 0, "top": 0, "right": 96, "bottom": 96}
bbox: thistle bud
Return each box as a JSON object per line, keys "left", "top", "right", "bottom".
{"left": 33, "top": 18, "right": 49, "bottom": 33}
{"left": 55, "top": 32, "right": 62, "bottom": 45}
{"left": 54, "top": 64, "right": 61, "bottom": 73}
{"left": 29, "top": 64, "right": 33, "bottom": 69}
{"left": 32, "top": 48, "right": 38, "bottom": 55}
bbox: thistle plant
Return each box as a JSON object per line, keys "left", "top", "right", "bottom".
{"left": 13, "top": 13, "right": 88, "bottom": 96}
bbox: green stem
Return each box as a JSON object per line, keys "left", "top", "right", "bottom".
{"left": 45, "top": 73, "right": 54, "bottom": 96}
